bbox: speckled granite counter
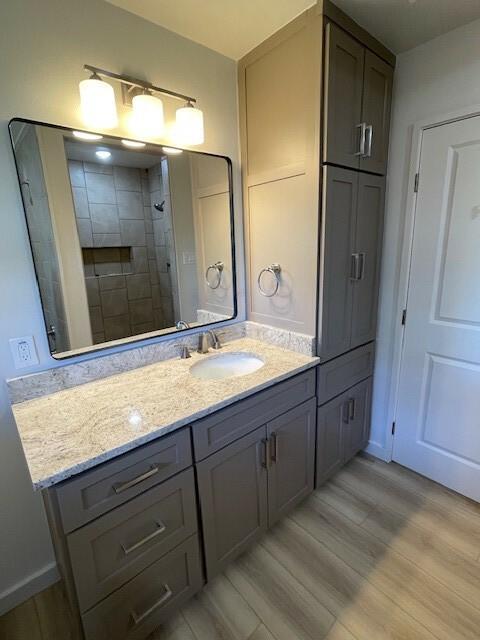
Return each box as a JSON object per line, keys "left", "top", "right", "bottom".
{"left": 12, "top": 338, "right": 318, "bottom": 490}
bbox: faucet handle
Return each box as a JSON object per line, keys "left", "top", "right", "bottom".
{"left": 210, "top": 331, "right": 222, "bottom": 350}
{"left": 178, "top": 344, "right": 191, "bottom": 359}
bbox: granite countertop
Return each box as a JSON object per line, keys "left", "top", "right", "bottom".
{"left": 13, "top": 338, "right": 319, "bottom": 490}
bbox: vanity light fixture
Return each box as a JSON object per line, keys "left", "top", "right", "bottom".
{"left": 95, "top": 149, "right": 112, "bottom": 160}
{"left": 80, "top": 65, "right": 204, "bottom": 145}
{"left": 121, "top": 139, "right": 146, "bottom": 148}
{"left": 175, "top": 101, "right": 205, "bottom": 146}
{"left": 162, "top": 146, "right": 183, "bottom": 155}
{"left": 72, "top": 130, "right": 103, "bottom": 141}
{"left": 131, "top": 91, "right": 164, "bottom": 138}
{"left": 79, "top": 72, "right": 118, "bottom": 130}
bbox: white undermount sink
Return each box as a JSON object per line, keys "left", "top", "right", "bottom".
{"left": 189, "top": 352, "right": 265, "bottom": 380}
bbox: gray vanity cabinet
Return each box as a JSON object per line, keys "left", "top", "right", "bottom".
{"left": 196, "top": 426, "right": 269, "bottom": 579}
{"left": 196, "top": 389, "right": 317, "bottom": 580}
{"left": 319, "top": 166, "right": 385, "bottom": 361}
{"left": 267, "top": 398, "right": 316, "bottom": 526}
{"left": 350, "top": 172, "right": 385, "bottom": 350}
{"left": 324, "top": 22, "right": 365, "bottom": 170}
{"left": 359, "top": 50, "right": 393, "bottom": 175}
{"left": 324, "top": 22, "right": 393, "bottom": 175}
{"left": 316, "top": 377, "right": 372, "bottom": 487}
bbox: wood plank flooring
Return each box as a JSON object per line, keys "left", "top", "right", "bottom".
{"left": 1, "top": 454, "right": 479, "bottom": 640}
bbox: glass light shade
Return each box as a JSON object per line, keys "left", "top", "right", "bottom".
{"left": 121, "top": 139, "right": 146, "bottom": 148}
{"left": 72, "top": 130, "right": 103, "bottom": 141}
{"left": 79, "top": 78, "right": 118, "bottom": 129}
{"left": 175, "top": 104, "right": 204, "bottom": 146}
{"left": 131, "top": 93, "right": 164, "bottom": 138}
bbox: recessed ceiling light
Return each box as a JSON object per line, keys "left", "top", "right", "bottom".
{"left": 95, "top": 150, "right": 111, "bottom": 160}
{"left": 121, "top": 139, "right": 146, "bottom": 148}
{"left": 162, "top": 146, "right": 183, "bottom": 155}
{"left": 72, "top": 130, "right": 103, "bottom": 141}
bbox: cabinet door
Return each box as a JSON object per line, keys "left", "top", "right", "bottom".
{"left": 350, "top": 174, "right": 385, "bottom": 349}
{"left": 319, "top": 166, "right": 357, "bottom": 361}
{"left": 316, "top": 392, "right": 347, "bottom": 487}
{"left": 267, "top": 399, "right": 316, "bottom": 527}
{"left": 360, "top": 50, "right": 393, "bottom": 175}
{"left": 324, "top": 23, "right": 365, "bottom": 169}
{"left": 196, "top": 426, "right": 268, "bottom": 580}
{"left": 343, "top": 378, "right": 372, "bottom": 463}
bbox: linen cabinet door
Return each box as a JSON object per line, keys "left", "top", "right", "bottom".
{"left": 360, "top": 50, "right": 393, "bottom": 175}
{"left": 196, "top": 426, "right": 268, "bottom": 580}
{"left": 343, "top": 378, "right": 372, "bottom": 463}
{"left": 350, "top": 173, "right": 385, "bottom": 350}
{"left": 323, "top": 22, "right": 365, "bottom": 169}
{"left": 267, "top": 398, "right": 316, "bottom": 527}
{"left": 318, "top": 166, "right": 357, "bottom": 361}
{"left": 315, "top": 392, "right": 347, "bottom": 487}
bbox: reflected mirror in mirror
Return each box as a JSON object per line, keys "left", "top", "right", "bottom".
{"left": 9, "top": 120, "right": 236, "bottom": 358}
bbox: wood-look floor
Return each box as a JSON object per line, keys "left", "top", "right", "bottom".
{"left": 2, "top": 453, "right": 480, "bottom": 640}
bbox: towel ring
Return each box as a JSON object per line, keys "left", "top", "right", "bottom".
{"left": 258, "top": 263, "right": 281, "bottom": 297}
{"left": 205, "top": 261, "right": 224, "bottom": 289}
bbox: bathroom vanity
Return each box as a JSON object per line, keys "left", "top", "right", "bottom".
{"left": 11, "top": 331, "right": 375, "bottom": 640}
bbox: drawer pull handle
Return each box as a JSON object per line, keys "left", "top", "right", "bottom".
{"left": 131, "top": 583, "right": 173, "bottom": 626}
{"left": 121, "top": 520, "right": 167, "bottom": 555}
{"left": 348, "top": 398, "right": 356, "bottom": 422}
{"left": 113, "top": 464, "right": 160, "bottom": 494}
{"left": 260, "top": 439, "right": 269, "bottom": 469}
{"left": 269, "top": 432, "right": 278, "bottom": 463}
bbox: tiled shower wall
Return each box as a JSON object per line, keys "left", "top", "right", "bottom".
{"left": 68, "top": 160, "right": 175, "bottom": 343}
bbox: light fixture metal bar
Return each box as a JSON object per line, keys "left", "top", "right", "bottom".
{"left": 84, "top": 64, "right": 196, "bottom": 104}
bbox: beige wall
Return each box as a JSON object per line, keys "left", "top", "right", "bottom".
{"left": 0, "top": 0, "right": 242, "bottom": 613}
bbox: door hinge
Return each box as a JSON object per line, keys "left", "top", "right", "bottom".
{"left": 391, "top": 421, "right": 396, "bottom": 435}
{"left": 414, "top": 173, "right": 420, "bottom": 193}
{"left": 401, "top": 309, "right": 407, "bottom": 325}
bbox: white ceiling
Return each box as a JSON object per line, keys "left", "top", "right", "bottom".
{"left": 106, "top": 0, "right": 480, "bottom": 59}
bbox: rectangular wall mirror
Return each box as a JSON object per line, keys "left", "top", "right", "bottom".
{"left": 9, "top": 119, "right": 236, "bottom": 358}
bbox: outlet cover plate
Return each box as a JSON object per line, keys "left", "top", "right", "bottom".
{"left": 9, "top": 336, "right": 39, "bottom": 369}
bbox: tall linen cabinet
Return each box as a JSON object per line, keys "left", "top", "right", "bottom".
{"left": 238, "top": 0, "right": 394, "bottom": 482}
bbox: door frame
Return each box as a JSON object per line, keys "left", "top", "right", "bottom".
{"left": 385, "top": 103, "right": 480, "bottom": 461}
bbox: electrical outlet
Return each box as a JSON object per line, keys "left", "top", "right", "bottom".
{"left": 9, "top": 336, "right": 39, "bottom": 369}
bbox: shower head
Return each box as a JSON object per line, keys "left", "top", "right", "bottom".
{"left": 154, "top": 201, "right": 165, "bottom": 212}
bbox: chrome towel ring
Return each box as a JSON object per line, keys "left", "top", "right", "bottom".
{"left": 258, "top": 263, "right": 281, "bottom": 297}
{"left": 205, "top": 261, "right": 224, "bottom": 289}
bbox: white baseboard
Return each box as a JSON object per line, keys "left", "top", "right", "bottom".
{"left": 0, "top": 562, "right": 59, "bottom": 616}
{"left": 364, "top": 440, "right": 392, "bottom": 462}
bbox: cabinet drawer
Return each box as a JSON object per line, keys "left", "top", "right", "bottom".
{"left": 56, "top": 428, "right": 192, "bottom": 533}
{"left": 192, "top": 370, "right": 316, "bottom": 461}
{"left": 68, "top": 468, "right": 197, "bottom": 612}
{"left": 317, "top": 342, "right": 375, "bottom": 405}
{"left": 81, "top": 534, "right": 203, "bottom": 640}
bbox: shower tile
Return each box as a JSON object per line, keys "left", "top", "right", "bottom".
{"left": 89, "top": 306, "right": 104, "bottom": 333}
{"left": 117, "top": 190, "right": 143, "bottom": 219}
{"left": 104, "top": 314, "right": 131, "bottom": 341}
{"left": 114, "top": 166, "right": 141, "bottom": 191}
{"left": 76, "top": 219, "right": 93, "bottom": 248}
{"left": 68, "top": 160, "right": 85, "bottom": 188}
{"left": 98, "top": 274, "right": 126, "bottom": 291}
{"left": 126, "top": 273, "right": 151, "bottom": 300}
{"left": 85, "top": 277, "right": 100, "bottom": 306}
{"left": 129, "top": 298, "right": 153, "bottom": 324}
{"left": 131, "top": 246, "right": 148, "bottom": 273}
{"left": 100, "top": 288, "right": 129, "bottom": 318}
{"left": 84, "top": 161, "right": 113, "bottom": 175}
{"left": 90, "top": 203, "right": 120, "bottom": 233}
{"left": 120, "top": 219, "right": 146, "bottom": 246}
{"left": 72, "top": 187, "right": 90, "bottom": 219}
{"left": 93, "top": 233, "right": 122, "bottom": 248}
{"left": 85, "top": 173, "right": 116, "bottom": 204}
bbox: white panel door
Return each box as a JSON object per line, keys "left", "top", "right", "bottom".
{"left": 394, "top": 115, "right": 480, "bottom": 502}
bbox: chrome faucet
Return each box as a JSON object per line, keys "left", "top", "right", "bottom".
{"left": 176, "top": 320, "right": 190, "bottom": 330}
{"left": 197, "top": 330, "right": 221, "bottom": 354}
